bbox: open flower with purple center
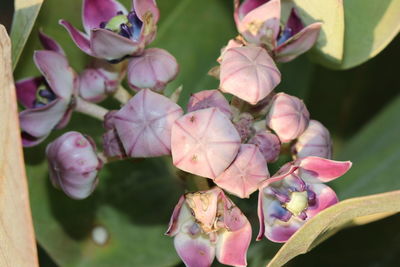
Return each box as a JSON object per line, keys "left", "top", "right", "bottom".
{"left": 16, "top": 33, "right": 78, "bottom": 146}
{"left": 257, "top": 156, "right": 352, "bottom": 242}
{"left": 46, "top": 131, "right": 103, "bottom": 199}
{"left": 234, "top": 0, "right": 322, "bottom": 62}
{"left": 166, "top": 187, "right": 252, "bottom": 267}
{"left": 60, "top": 0, "right": 159, "bottom": 62}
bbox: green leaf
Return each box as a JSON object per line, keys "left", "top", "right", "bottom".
{"left": 340, "top": 0, "right": 400, "bottom": 69}
{"left": 282, "top": 0, "right": 345, "bottom": 66}
{"left": 10, "top": 0, "right": 43, "bottom": 69}
{"left": 267, "top": 190, "right": 400, "bottom": 267}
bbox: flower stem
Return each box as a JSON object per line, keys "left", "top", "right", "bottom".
{"left": 75, "top": 97, "right": 109, "bottom": 121}
{"left": 113, "top": 85, "right": 132, "bottom": 104}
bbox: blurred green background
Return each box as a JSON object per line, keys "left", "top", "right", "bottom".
{"left": 1, "top": 0, "right": 400, "bottom": 266}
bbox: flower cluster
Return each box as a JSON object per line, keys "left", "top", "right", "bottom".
{"left": 17, "top": 1, "right": 352, "bottom": 267}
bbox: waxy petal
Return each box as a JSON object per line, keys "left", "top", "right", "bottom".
{"left": 187, "top": 90, "right": 232, "bottom": 119}
{"left": 249, "top": 130, "right": 281, "bottom": 163}
{"left": 38, "top": 31, "right": 65, "bottom": 55}
{"left": 275, "top": 22, "right": 322, "bottom": 62}
{"left": 133, "top": 0, "right": 159, "bottom": 23}
{"left": 83, "top": 0, "right": 128, "bottom": 34}
{"left": 297, "top": 157, "right": 352, "bottom": 183}
{"left": 171, "top": 108, "right": 241, "bottom": 179}
{"left": 34, "top": 50, "right": 76, "bottom": 100}
{"left": 113, "top": 89, "right": 183, "bottom": 157}
{"left": 285, "top": 8, "right": 304, "bottom": 36}
{"left": 59, "top": 20, "right": 93, "bottom": 56}
{"left": 165, "top": 196, "right": 188, "bottom": 236}
{"left": 91, "top": 28, "right": 141, "bottom": 60}
{"left": 16, "top": 77, "right": 43, "bottom": 109}
{"left": 174, "top": 232, "right": 215, "bottom": 267}
{"left": 293, "top": 120, "right": 332, "bottom": 159}
{"left": 220, "top": 46, "right": 280, "bottom": 105}
{"left": 215, "top": 144, "right": 269, "bottom": 198}
{"left": 236, "top": 0, "right": 281, "bottom": 44}
{"left": 306, "top": 183, "right": 338, "bottom": 218}
{"left": 79, "top": 68, "right": 118, "bottom": 103}
{"left": 216, "top": 221, "right": 252, "bottom": 267}
{"left": 127, "top": 48, "right": 178, "bottom": 91}
{"left": 102, "top": 129, "right": 127, "bottom": 158}
{"left": 266, "top": 93, "right": 310, "bottom": 143}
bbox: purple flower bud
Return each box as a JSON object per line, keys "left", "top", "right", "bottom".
{"left": 233, "top": 112, "right": 254, "bottom": 142}
{"left": 249, "top": 130, "right": 281, "bottom": 162}
{"left": 265, "top": 93, "right": 310, "bottom": 143}
{"left": 171, "top": 108, "right": 241, "bottom": 179}
{"left": 219, "top": 46, "right": 281, "bottom": 105}
{"left": 102, "top": 111, "right": 127, "bottom": 158}
{"left": 113, "top": 89, "right": 183, "bottom": 157}
{"left": 293, "top": 120, "right": 332, "bottom": 159}
{"left": 215, "top": 144, "right": 269, "bottom": 198}
{"left": 127, "top": 48, "right": 179, "bottom": 92}
{"left": 187, "top": 89, "right": 232, "bottom": 118}
{"left": 46, "top": 131, "right": 102, "bottom": 199}
{"left": 166, "top": 187, "right": 252, "bottom": 267}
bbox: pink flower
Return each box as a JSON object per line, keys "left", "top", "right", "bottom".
{"left": 60, "top": 0, "right": 159, "bottom": 62}
{"left": 257, "top": 156, "right": 352, "bottom": 242}
{"left": 187, "top": 89, "right": 232, "bottom": 119}
{"left": 234, "top": 0, "right": 322, "bottom": 62}
{"left": 166, "top": 187, "right": 252, "bottom": 267}
{"left": 46, "top": 131, "right": 102, "bottom": 199}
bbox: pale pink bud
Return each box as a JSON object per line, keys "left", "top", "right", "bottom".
{"left": 217, "top": 38, "right": 243, "bottom": 63}
{"left": 293, "top": 120, "right": 332, "bottom": 159}
{"left": 233, "top": 112, "right": 254, "bottom": 142}
{"left": 219, "top": 46, "right": 281, "bottom": 105}
{"left": 266, "top": 93, "right": 310, "bottom": 143}
{"left": 187, "top": 89, "right": 232, "bottom": 118}
{"left": 249, "top": 130, "right": 281, "bottom": 162}
{"left": 171, "top": 108, "right": 241, "bottom": 179}
{"left": 127, "top": 48, "right": 179, "bottom": 92}
{"left": 46, "top": 131, "right": 102, "bottom": 199}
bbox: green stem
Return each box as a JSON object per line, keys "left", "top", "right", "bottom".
{"left": 113, "top": 85, "right": 132, "bottom": 104}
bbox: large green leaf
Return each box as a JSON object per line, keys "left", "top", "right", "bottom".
{"left": 11, "top": 0, "right": 43, "bottom": 69}
{"left": 340, "top": 0, "right": 400, "bottom": 69}
{"left": 267, "top": 190, "right": 400, "bottom": 267}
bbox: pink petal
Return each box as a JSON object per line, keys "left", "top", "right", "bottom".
{"left": 133, "top": 0, "right": 159, "bottom": 23}
{"left": 249, "top": 130, "right": 281, "bottom": 163}
{"left": 127, "top": 48, "right": 178, "bottom": 92}
{"left": 113, "top": 89, "right": 183, "bottom": 157}
{"left": 83, "top": 0, "right": 127, "bottom": 34}
{"left": 171, "top": 108, "right": 241, "bottom": 179}
{"left": 102, "top": 129, "right": 127, "bottom": 158}
{"left": 15, "top": 77, "right": 42, "bottom": 109}
{"left": 266, "top": 93, "right": 310, "bottom": 143}
{"left": 165, "top": 196, "right": 187, "bottom": 236}
{"left": 38, "top": 31, "right": 65, "bottom": 55}
{"left": 220, "top": 46, "right": 281, "bottom": 105}
{"left": 275, "top": 22, "right": 322, "bottom": 63}
{"left": 90, "top": 28, "right": 141, "bottom": 60}
{"left": 34, "top": 50, "right": 75, "bottom": 100}
{"left": 285, "top": 8, "right": 304, "bottom": 36}
{"left": 236, "top": 0, "right": 281, "bottom": 44}
{"left": 306, "top": 183, "right": 338, "bottom": 218}
{"left": 216, "top": 220, "right": 252, "bottom": 267}
{"left": 187, "top": 89, "right": 232, "bottom": 118}
{"left": 237, "top": 0, "right": 270, "bottom": 19}
{"left": 174, "top": 232, "right": 215, "bottom": 267}
{"left": 59, "top": 20, "right": 93, "bottom": 56}
{"left": 215, "top": 144, "right": 269, "bottom": 198}
{"left": 293, "top": 120, "right": 332, "bottom": 159}
{"left": 297, "top": 156, "right": 352, "bottom": 183}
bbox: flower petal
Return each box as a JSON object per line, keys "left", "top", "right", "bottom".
{"left": 187, "top": 89, "right": 232, "bottom": 119}
{"left": 59, "top": 19, "right": 93, "bottom": 56}
{"left": 83, "top": 0, "right": 127, "bottom": 34}
{"left": 34, "top": 50, "right": 75, "bottom": 100}
{"left": 306, "top": 183, "right": 338, "bottom": 218}
{"left": 285, "top": 8, "right": 304, "bottom": 36}
{"left": 275, "top": 22, "right": 322, "bottom": 63}
{"left": 38, "top": 30, "right": 65, "bottom": 55}
{"left": 133, "top": 0, "right": 159, "bottom": 23}
{"left": 165, "top": 196, "right": 187, "bottom": 236}
{"left": 220, "top": 46, "right": 281, "bottom": 105}
{"left": 215, "top": 144, "right": 269, "bottom": 198}
{"left": 174, "top": 232, "right": 215, "bottom": 267}
{"left": 91, "top": 28, "right": 140, "bottom": 60}
{"left": 298, "top": 156, "right": 352, "bottom": 183}
{"left": 15, "top": 77, "right": 42, "bottom": 109}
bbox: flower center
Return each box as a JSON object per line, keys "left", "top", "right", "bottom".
{"left": 33, "top": 82, "right": 56, "bottom": 108}
{"left": 284, "top": 191, "right": 308, "bottom": 216}
{"left": 100, "top": 11, "right": 143, "bottom": 41}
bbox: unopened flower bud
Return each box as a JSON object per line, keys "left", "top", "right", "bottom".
{"left": 46, "top": 131, "right": 102, "bottom": 199}
{"left": 102, "top": 111, "right": 127, "bottom": 159}
{"left": 127, "top": 48, "right": 178, "bottom": 92}
{"left": 187, "top": 89, "right": 232, "bottom": 118}
{"left": 266, "top": 93, "right": 310, "bottom": 143}
{"left": 233, "top": 112, "right": 254, "bottom": 142}
{"left": 292, "top": 120, "right": 332, "bottom": 159}
{"left": 249, "top": 130, "right": 281, "bottom": 163}
{"left": 79, "top": 67, "right": 119, "bottom": 103}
